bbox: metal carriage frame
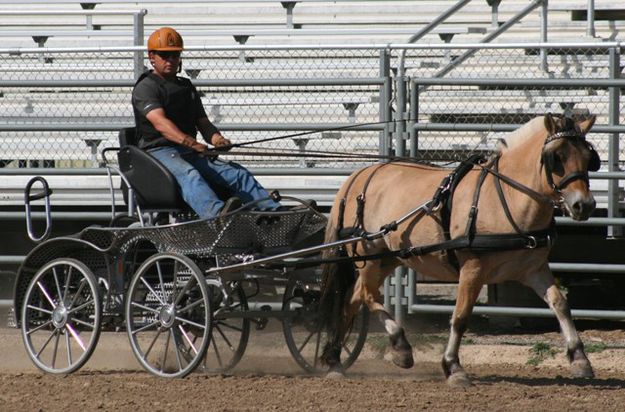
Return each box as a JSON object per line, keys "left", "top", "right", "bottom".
{"left": 16, "top": 176, "right": 370, "bottom": 377}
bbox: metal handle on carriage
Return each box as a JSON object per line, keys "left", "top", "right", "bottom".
{"left": 24, "top": 176, "right": 53, "bottom": 243}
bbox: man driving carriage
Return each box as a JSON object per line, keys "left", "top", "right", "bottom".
{"left": 132, "top": 26, "right": 281, "bottom": 219}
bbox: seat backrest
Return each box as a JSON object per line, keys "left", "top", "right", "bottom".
{"left": 119, "top": 127, "right": 139, "bottom": 147}
{"left": 117, "top": 128, "right": 187, "bottom": 211}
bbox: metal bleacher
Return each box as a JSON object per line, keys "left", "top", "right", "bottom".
{"left": 0, "top": 1, "right": 624, "bottom": 187}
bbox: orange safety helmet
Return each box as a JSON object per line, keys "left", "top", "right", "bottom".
{"left": 147, "top": 27, "right": 184, "bottom": 52}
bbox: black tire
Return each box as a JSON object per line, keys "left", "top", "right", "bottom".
{"left": 282, "top": 276, "right": 369, "bottom": 373}
{"left": 126, "top": 253, "right": 212, "bottom": 378}
{"left": 21, "top": 258, "right": 102, "bottom": 374}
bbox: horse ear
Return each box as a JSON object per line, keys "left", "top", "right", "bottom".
{"left": 544, "top": 113, "right": 558, "bottom": 134}
{"left": 577, "top": 114, "right": 596, "bottom": 136}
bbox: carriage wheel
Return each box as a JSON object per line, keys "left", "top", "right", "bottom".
{"left": 125, "top": 253, "right": 212, "bottom": 378}
{"left": 201, "top": 277, "right": 250, "bottom": 373}
{"left": 282, "top": 277, "right": 369, "bottom": 373}
{"left": 21, "top": 258, "right": 102, "bottom": 374}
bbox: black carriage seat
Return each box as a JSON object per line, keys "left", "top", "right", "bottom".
{"left": 117, "top": 127, "right": 189, "bottom": 212}
{"left": 117, "top": 127, "right": 233, "bottom": 214}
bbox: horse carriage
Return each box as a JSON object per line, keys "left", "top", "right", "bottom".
{"left": 15, "top": 127, "right": 370, "bottom": 378}
{"left": 14, "top": 113, "right": 602, "bottom": 386}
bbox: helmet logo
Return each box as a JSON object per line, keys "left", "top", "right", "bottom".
{"left": 167, "top": 33, "right": 177, "bottom": 47}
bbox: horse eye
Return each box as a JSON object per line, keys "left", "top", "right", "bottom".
{"left": 551, "top": 152, "right": 565, "bottom": 175}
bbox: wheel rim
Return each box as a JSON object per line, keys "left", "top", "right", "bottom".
{"left": 126, "top": 253, "right": 211, "bottom": 378}
{"left": 282, "top": 278, "right": 369, "bottom": 373}
{"left": 21, "top": 258, "right": 101, "bottom": 374}
{"left": 201, "top": 278, "right": 250, "bottom": 373}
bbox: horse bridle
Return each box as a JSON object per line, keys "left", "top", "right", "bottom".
{"left": 476, "top": 129, "right": 599, "bottom": 216}
{"left": 541, "top": 130, "right": 600, "bottom": 196}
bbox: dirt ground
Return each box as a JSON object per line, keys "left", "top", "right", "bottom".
{"left": 2, "top": 312, "right": 625, "bottom": 412}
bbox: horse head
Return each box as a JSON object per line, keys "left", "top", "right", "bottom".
{"left": 541, "top": 113, "right": 598, "bottom": 220}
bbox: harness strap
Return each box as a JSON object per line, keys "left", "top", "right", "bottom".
{"left": 398, "top": 226, "right": 556, "bottom": 259}
{"left": 554, "top": 171, "right": 589, "bottom": 191}
{"left": 354, "top": 163, "right": 388, "bottom": 230}
{"left": 464, "top": 166, "right": 490, "bottom": 244}
{"left": 493, "top": 157, "right": 529, "bottom": 237}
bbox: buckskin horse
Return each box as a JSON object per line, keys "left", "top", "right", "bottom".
{"left": 319, "top": 113, "right": 599, "bottom": 387}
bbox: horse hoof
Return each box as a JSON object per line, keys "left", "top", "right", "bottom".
{"left": 571, "top": 360, "right": 594, "bottom": 379}
{"left": 391, "top": 350, "right": 414, "bottom": 369}
{"left": 447, "top": 371, "right": 472, "bottom": 388}
{"left": 325, "top": 370, "right": 345, "bottom": 380}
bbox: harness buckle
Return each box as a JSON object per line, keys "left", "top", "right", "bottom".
{"left": 526, "top": 236, "right": 538, "bottom": 249}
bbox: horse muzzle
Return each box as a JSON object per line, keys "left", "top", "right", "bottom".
{"left": 563, "top": 191, "right": 596, "bottom": 221}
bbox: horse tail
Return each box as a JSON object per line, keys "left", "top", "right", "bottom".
{"left": 318, "top": 217, "right": 357, "bottom": 366}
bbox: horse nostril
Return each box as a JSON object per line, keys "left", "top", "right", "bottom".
{"left": 573, "top": 198, "right": 595, "bottom": 217}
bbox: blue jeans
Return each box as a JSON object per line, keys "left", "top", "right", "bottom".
{"left": 148, "top": 146, "right": 280, "bottom": 219}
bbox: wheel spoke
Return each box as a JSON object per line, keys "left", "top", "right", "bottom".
{"left": 214, "top": 320, "right": 244, "bottom": 333}
{"left": 70, "top": 317, "right": 95, "bottom": 330}
{"left": 214, "top": 324, "right": 235, "bottom": 351}
{"left": 131, "top": 320, "right": 160, "bottom": 335}
{"left": 66, "top": 323, "right": 87, "bottom": 352}
{"left": 130, "top": 301, "right": 161, "bottom": 315}
{"left": 174, "top": 277, "right": 197, "bottom": 307}
{"left": 170, "top": 261, "right": 179, "bottom": 304}
{"left": 178, "top": 298, "right": 204, "bottom": 314}
{"left": 210, "top": 334, "right": 224, "bottom": 368}
{"left": 26, "top": 319, "right": 53, "bottom": 335}
{"left": 65, "top": 331, "right": 72, "bottom": 367}
{"left": 27, "top": 304, "right": 53, "bottom": 315}
{"left": 140, "top": 277, "right": 166, "bottom": 306}
{"left": 142, "top": 328, "right": 162, "bottom": 360}
{"left": 171, "top": 329, "right": 183, "bottom": 371}
{"left": 68, "top": 299, "right": 95, "bottom": 315}
{"left": 62, "top": 266, "right": 73, "bottom": 302}
{"left": 52, "top": 267, "right": 63, "bottom": 302}
{"left": 313, "top": 330, "right": 322, "bottom": 368}
{"left": 156, "top": 260, "right": 167, "bottom": 299}
{"left": 67, "top": 279, "right": 87, "bottom": 309}
{"left": 342, "top": 344, "right": 353, "bottom": 358}
{"left": 177, "top": 325, "right": 199, "bottom": 356}
{"left": 35, "top": 328, "right": 58, "bottom": 358}
{"left": 174, "top": 315, "right": 206, "bottom": 331}
{"left": 160, "top": 328, "right": 171, "bottom": 372}
{"left": 51, "top": 329, "right": 60, "bottom": 368}
{"left": 296, "top": 330, "right": 316, "bottom": 353}
{"left": 36, "top": 281, "right": 57, "bottom": 308}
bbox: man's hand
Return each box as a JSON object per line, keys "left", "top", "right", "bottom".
{"left": 211, "top": 133, "right": 232, "bottom": 151}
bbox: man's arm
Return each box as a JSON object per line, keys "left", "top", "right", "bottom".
{"left": 197, "top": 117, "right": 232, "bottom": 150}
{"left": 146, "top": 108, "right": 208, "bottom": 153}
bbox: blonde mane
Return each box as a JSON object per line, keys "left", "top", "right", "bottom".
{"left": 497, "top": 116, "right": 546, "bottom": 153}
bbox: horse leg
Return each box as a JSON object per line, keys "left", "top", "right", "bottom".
{"left": 357, "top": 264, "right": 414, "bottom": 369}
{"left": 442, "top": 259, "right": 484, "bottom": 388}
{"left": 522, "top": 269, "right": 594, "bottom": 378}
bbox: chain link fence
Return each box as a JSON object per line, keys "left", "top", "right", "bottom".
{"left": 0, "top": 44, "right": 623, "bottom": 170}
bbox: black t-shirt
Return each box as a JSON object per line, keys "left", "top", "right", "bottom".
{"left": 132, "top": 71, "right": 216, "bottom": 149}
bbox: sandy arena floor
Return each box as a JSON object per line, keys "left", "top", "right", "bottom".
{"left": 2, "top": 312, "right": 625, "bottom": 411}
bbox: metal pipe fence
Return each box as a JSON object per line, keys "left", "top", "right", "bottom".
{"left": 1, "top": 42, "right": 625, "bottom": 323}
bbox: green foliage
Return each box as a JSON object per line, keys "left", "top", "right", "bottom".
{"left": 527, "top": 342, "right": 557, "bottom": 366}
{"left": 585, "top": 342, "right": 607, "bottom": 353}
